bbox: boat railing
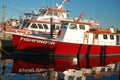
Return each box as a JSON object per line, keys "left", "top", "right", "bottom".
{"left": 63, "top": 39, "right": 120, "bottom": 46}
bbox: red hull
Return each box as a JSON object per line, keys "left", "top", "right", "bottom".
{"left": 12, "top": 34, "right": 120, "bottom": 73}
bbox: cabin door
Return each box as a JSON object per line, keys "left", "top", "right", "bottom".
{"left": 116, "top": 35, "right": 120, "bottom": 45}
{"left": 93, "top": 34, "right": 99, "bottom": 45}
{"left": 83, "top": 32, "right": 89, "bottom": 44}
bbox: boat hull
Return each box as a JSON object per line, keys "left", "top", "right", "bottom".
{"left": 12, "top": 34, "right": 120, "bottom": 73}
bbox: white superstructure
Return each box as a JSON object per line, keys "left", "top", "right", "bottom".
{"left": 59, "top": 20, "right": 117, "bottom": 46}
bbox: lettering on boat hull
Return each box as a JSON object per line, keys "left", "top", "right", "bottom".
{"left": 20, "top": 37, "right": 55, "bottom": 45}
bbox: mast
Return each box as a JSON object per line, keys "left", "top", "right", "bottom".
{"left": 77, "top": 11, "right": 85, "bottom": 22}
{"left": 1, "top": 5, "right": 6, "bottom": 25}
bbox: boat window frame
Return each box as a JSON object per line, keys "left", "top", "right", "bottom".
{"left": 39, "top": 9, "right": 47, "bottom": 16}
{"left": 110, "top": 35, "right": 114, "bottom": 40}
{"left": 30, "top": 23, "right": 38, "bottom": 29}
{"left": 37, "top": 23, "right": 44, "bottom": 29}
{"left": 54, "top": 12, "right": 58, "bottom": 16}
{"left": 55, "top": 25, "right": 60, "bottom": 30}
{"left": 21, "top": 22, "right": 30, "bottom": 28}
{"left": 61, "top": 22, "right": 69, "bottom": 29}
{"left": 43, "top": 24, "right": 49, "bottom": 29}
{"left": 103, "top": 34, "right": 108, "bottom": 39}
{"left": 69, "top": 24, "right": 77, "bottom": 30}
{"left": 79, "top": 25, "right": 85, "bottom": 30}
{"left": 46, "top": 11, "right": 52, "bottom": 16}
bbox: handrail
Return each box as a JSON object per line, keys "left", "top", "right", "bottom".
{"left": 64, "top": 39, "right": 120, "bottom": 46}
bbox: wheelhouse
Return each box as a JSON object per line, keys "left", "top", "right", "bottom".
{"left": 60, "top": 21, "right": 118, "bottom": 46}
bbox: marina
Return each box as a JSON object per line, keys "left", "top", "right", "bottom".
{"left": 0, "top": 0, "right": 120, "bottom": 80}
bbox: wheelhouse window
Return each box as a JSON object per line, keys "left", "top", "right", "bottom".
{"left": 21, "top": 22, "right": 30, "bottom": 28}
{"left": 54, "top": 12, "right": 58, "bottom": 16}
{"left": 110, "top": 35, "right": 114, "bottom": 40}
{"left": 79, "top": 25, "right": 85, "bottom": 30}
{"left": 61, "top": 22, "right": 68, "bottom": 29}
{"left": 103, "top": 34, "right": 108, "bottom": 39}
{"left": 69, "top": 24, "right": 77, "bottom": 30}
{"left": 40, "top": 10, "right": 46, "bottom": 16}
{"left": 55, "top": 25, "right": 60, "bottom": 30}
{"left": 38, "top": 24, "right": 43, "bottom": 29}
{"left": 43, "top": 24, "right": 49, "bottom": 29}
{"left": 58, "top": 13, "right": 63, "bottom": 17}
{"left": 31, "top": 23, "right": 38, "bottom": 28}
{"left": 46, "top": 11, "right": 52, "bottom": 16}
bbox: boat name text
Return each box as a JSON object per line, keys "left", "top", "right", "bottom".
{"left": 20, "top": 37, "right": 55, "bottom": 45}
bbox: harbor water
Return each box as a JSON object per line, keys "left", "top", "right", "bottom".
{"left": 0, "top": 34, "right": 120, "bottom": 80}
{"left": 0, "top": 63, "right": 120, "bottom": 80}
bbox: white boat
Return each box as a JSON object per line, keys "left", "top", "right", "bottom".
{"left": 0, "top": 0, "right": 70, "bottom": 35}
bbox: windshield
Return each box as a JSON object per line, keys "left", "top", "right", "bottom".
{"left": 61, "top": 22, "right": 69, "bottom": 29}
{"left": 21, "top": 22, "right": 30, "bottom": 28}
{"left": 39, "top": 10, "right": 46, "bottom": 16}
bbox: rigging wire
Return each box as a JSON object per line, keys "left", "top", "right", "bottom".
{"left": 0, "top": 5, "right": 34, "bottom": 15}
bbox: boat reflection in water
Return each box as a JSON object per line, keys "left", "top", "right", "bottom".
{"left": 0, "top": 62, "right": 120, "bottom": 80}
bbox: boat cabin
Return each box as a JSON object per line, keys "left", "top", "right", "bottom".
{"left": 30, "top": 8, "right": 69, "bottom": 22}
{"left": 19, "top": 20, "right": 61, "bottom": 34}
{"left": 59, "top": 21, "right": 118, "bottom": 46}
{"left": 24, "top": 0, "right": 69, "bottom": 22}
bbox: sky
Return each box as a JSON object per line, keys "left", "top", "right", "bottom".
{"left": 0, "top": 0, "right": 120, "bottom": 28}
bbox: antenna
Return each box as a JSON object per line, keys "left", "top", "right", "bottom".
{"left": 92, "top": 4, "right": 95, "bottom": 18}
{"left": 56, "top": 0, "right": 69, "bottom": 9}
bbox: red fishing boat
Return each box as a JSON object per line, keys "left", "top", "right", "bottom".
{"left": 12, "top": 12, "right": 120, "bottom": 73}
{"left": 11, "top": 0, "right": 120, "bottom": 73}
